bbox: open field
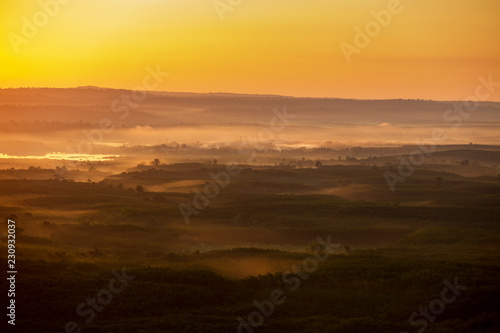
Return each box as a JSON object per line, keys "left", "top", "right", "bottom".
{"left": 1, "top": 157, "right": 499, "bottom": 332}
{"left": 2, "top": 0, "right": 500, "bottom": 330}
{"left": 1, "top": 88, "right": 499, "bottom": 332}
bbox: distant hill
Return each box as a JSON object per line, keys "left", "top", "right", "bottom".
{"left": 1, "top": 87, "right": 499, "bottom": 150}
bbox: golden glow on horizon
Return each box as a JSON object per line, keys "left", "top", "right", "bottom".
{"left": 1, "top": 0, "right": 499, "bottom": 100}
{"left": 0, "top": 153, "right": 119, "bottom": 162}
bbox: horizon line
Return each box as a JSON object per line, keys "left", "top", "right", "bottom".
{"left": 1, "top": 86, "right": 499, "bottom": 104}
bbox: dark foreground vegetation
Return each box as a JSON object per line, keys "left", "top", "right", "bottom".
{"left": 1, "top": 161, "right": 499, "bottom": 332}
{"left": 9, "top": 244, "right": 500, "bottom": 333}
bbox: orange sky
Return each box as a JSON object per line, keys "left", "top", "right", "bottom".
{"left": 1, "top": 0, "right": 499, "bottom": 100}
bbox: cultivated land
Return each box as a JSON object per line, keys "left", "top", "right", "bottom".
{"left": 0, "top": 88, "right": 499, "bottom": 332}
{"left": 1, "top": 159, "right": 499, "bottom": 332}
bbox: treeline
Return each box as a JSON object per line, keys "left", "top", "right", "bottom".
{"left": 11, "top": 252, "right": 500, "bottom": 333}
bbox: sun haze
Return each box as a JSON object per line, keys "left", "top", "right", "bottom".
{"left": 1, "top": 0, "right": 499, "bottom": 100}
